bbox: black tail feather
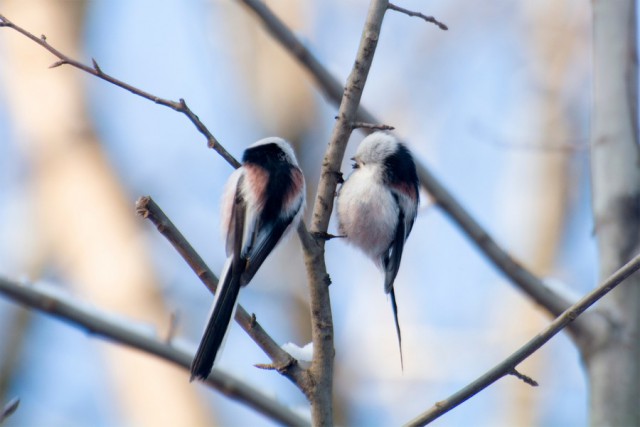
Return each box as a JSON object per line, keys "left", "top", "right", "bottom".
{"left": 389, "top": 287, "right": 404, "bottom": 371}
{"left": 190, "top": 267, "right": 241, "bottom": 382}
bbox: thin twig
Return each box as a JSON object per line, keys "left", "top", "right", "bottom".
{"left": 387, "top": 3, "right": 448, "bottom": 30}
{"left": 0, "top": 14, "right": 240, "bottom": 169}
{"left": 0, "top": 397, "right": 19, "bottom": 423}
{"left": 0, "top": 277, "right": 310, "bottom": 427}
{"left": 350, "top": 121, "right": 395, "bottom": 131}
{"left": 255, "top": 357, "right": 297, "bottom": 373}
{"left": 135, "top": 196, "right": 312, "bottom": 396}
{"left": 509, "top": 368, "right": 538, "bottom": 387}
{"left": 404, "top": 253, "right": 640, "bottom": 426}
{"left": 237, "top": 0, "right": 597, "bottom": 340}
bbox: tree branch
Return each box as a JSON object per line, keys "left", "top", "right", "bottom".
{"left": 0, "top": 397, "right": 19, "bottom": 423}
{"left": 135, "top": 196, "right": 313, "bottom": 396}
{"left": 0, "top": 277, "right": 310, "bottom": 427}
{"left": 0, "top": 0, "right": 588, "bottom": 343}
{"left": 0, "top": 11, "right": 323, "bottom": 418}
{"left": 0, "top": 9, "right": 317, "bottom": 402}
{"left": 310, "top": 0, "right": 388, "bottom": 234}
{"left": 0, "top": 6, "right": 608, "bottom": 423}
{"left": 387, "top": 3, "right": 448, "bottom": 30}
{"left": 508, "top": 368, "right": 539, "bottom": 387}
{"left": 0, "top": 14, "right": 239, "bottom": 169}
{"left": 404, "top": 252, "right": 640, "bottom": 426}
{"left": 237, "top": 0, "right": 596, "bottom": 339}
{"left": 350, "top": 121, "right": 395, "bottom": 131}
{"left": 294, "top": 1, "right": 391, "bottom": 425}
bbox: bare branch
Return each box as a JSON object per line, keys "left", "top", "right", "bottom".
{"left": 404, "top": 253, "right": 640, "bottom": 426}
{"left": 0, "top": 277, "right": 310, "bottom": 427}
{"left": 255, "top": 357, "right": 297, "bottom": 373}
{"left": 91, "top": 58, "right": 103, "bottom": 74}
{"left": 0, "top": 10, "right": 318, "bottom": 410}
{"left": 508, "top": 369, "right": 538, "bottom": 387}
{"left": 0, "top": 398, "right": 19, "bottom": 423}
{"left": 350, "top": 121, "right": 395, "bottom": 131}
{"left": 237, "top": 0, "right": 598, "bottom": 339}
{"left": 135, "top": 196, "right": 313, "bottom": 396}
{"left": 293, "top": 0, "right": 391, "bottom": 424}
{"left": 48, "top": 59, "right": 67, "bottom": 69}
{"left": 0, "top": 14, "right": 239, "bottom": 169}
{"left": 387, "top": 3, "right": 448, "bottom": 30}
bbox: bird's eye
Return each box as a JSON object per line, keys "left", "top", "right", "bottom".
{"left": 352, "top": 162, "right": 359, "bottom": 169}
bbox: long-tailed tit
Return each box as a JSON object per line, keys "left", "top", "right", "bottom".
{"left": 190, "top": 137, "right": 305, "bottom": 381}
{"left": 336, "top": 132, "right": 419, "bottom": 367}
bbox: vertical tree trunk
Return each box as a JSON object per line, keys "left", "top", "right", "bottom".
{"left": 588, "top": 0, "right": 640, "bottom": 425}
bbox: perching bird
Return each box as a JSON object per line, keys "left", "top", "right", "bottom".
{"left": 336, "top": 132, "right": 419, "bottom": 368}
{"left": 190, "top": 137, "right": 305, "bottom": 381}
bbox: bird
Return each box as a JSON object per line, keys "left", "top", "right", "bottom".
{"left": 190, "top": 137, "right": 306, "bottom": 382}
{"left": 336, "top": 131, "right": 419, "bottom": 368}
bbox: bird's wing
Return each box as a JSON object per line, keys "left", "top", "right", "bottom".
{"left": 384, "top": 196, "right": 407, "bottom": 294}
{"left": 240, "top": 203, "right": 300, "bottom": 285}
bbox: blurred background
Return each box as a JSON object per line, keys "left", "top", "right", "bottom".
{"left": 0, "top": 0, "right": 597, "bottom": 425}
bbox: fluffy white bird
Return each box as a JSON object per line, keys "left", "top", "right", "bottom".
{"left": 190, "top": 137, "right": 305, "bottom": 381}
{"left": 336, "top": 132, "right": 419, "bottom": 367}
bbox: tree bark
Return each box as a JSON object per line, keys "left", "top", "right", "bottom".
{"left": 588, "top": 0, "right": 640, "bottom": 425}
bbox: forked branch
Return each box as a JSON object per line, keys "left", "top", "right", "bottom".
{"left": 135, "top": 196, "right": 313, "bottom": 396}
{"left": 0, "top": 14, "right": 239, "bottom": 168}
{"left": 387, "top": 3, "right": 448, "bottom": 30}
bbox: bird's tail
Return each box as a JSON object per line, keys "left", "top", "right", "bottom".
{"left": 389, "top": 287, "right": 404, "bottom": 371}
{"left": 190, "top": 259, "right": 241, "bottom": 381}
